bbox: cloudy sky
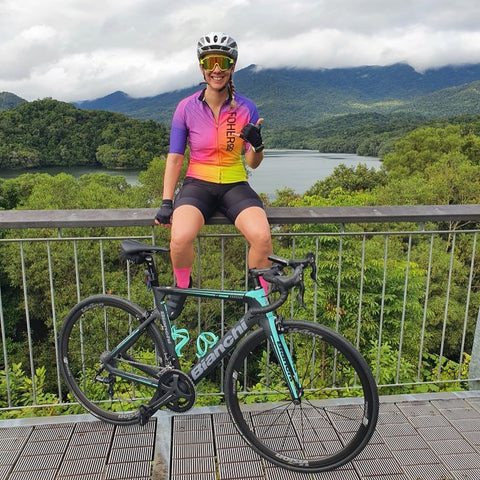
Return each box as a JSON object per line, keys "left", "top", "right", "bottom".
{"left": 2, "top": 0, "right": 480, "bottom": 102}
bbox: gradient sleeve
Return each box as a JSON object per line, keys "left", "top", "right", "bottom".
{"left": 168, "top": 100, "right": 188, "bottom": 154}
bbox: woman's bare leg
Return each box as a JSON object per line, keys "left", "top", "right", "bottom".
{"left": 170, "top": 205, "right": 205, "bottom": 269}
{"left": 235, "top": 206, "right": 273, "bottom": 268}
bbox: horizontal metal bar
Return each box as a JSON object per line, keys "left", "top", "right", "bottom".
{"left": 2, "top": 204, "right": 480, "bottom": 229}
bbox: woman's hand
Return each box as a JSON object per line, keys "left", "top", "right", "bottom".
{"left": 154, "top": 199, "right": 173, "bottom": 226}
{"left": 240, "top": 118, "right": 264, "bottom": 152}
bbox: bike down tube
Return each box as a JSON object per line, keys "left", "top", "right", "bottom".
{"left": 151, "top": 285, "right": 302, "bottom": 400}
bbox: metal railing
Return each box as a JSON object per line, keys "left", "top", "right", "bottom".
{"left": 1, "top": 205, "right": 480, "bottom": 416}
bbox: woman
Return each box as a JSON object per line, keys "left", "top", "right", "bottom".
{"left": 155, "top": 32, "right": 272, "bottom": 319}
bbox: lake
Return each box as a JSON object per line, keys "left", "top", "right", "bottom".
{"left": 0, "top": 150, "right": 381, "bottom": 198}
{"left": 248, "top": 150, "right": 381, "bottom": 197}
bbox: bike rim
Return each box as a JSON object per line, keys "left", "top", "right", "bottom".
{"left": 60, "top": 296, "right": 164, "bottom": 424}
{"left": 225, "top": 321, "right": 378, "bottom": 472}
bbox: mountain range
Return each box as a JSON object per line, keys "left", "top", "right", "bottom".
{"left": 0, "top": 92, "right": 26, "bottom": 111}
{"left": 73, "top": 63, "right": 480, "bottom": 127}
{"left": 3, "top": 63, "right": 480, "bottom": 127}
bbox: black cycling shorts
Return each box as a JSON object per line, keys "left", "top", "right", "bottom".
{"left": 174, "top": 177, "right": 264, "bottom": 223}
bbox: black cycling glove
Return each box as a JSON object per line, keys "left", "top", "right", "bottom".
{"left": 155, "top": 199, "right": 173, "bottom": 225}
{"left": 240, "top": 123, "right": 264, "bottom": 152}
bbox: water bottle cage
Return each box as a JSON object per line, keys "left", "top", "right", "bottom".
{"left": 170, "top": 326, "right": 189, "bottom": 357}
{"left": 171, "top": 325, "right": 218, "bottom": 358}
{"left": 196, "top": 332, "right": 219, "bottom": 358}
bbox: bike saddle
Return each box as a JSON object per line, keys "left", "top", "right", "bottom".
{"left": 120, "top": 239, "right": 169, "bottom": 264}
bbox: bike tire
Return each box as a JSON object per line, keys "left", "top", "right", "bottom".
{"left": 224, "top": 319, "right": 379, "bottom": 472}
{"left": 59, "top": 294, "right": 167, "bottom": 425}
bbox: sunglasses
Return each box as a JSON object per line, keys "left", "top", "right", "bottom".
{"left": 200, "top": 55, "right": 235, "bottom": 71}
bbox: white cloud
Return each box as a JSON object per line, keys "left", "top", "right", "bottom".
{"left": 1, "top": 0, "right": 480, "bottom": 101}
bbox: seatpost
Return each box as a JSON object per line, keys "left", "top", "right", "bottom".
{"left": 144, "top": 256, "right": 159, "bottom": 288}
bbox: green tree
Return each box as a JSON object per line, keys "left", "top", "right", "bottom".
{"left": 0, "top": 99, "right": 169, "bottom": 170}
{"left": 305, "top": 163, "right": 387, "bottom": 198}
{"left": 378, "top": 125, "right": 480, "bottom": 207}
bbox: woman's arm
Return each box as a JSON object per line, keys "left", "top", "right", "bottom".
{"left": 245, "top": 148, "right": 264, "bottom": 169}
{"left": 162, "top": 153, "right": 185, "bottom": 199}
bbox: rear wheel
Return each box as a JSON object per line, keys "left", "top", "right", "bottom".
{"left": 224, "top": 319, "right": 379, "bottom": 472}
{"left": 59, "top": 295, "right": 167, "bottom": 424}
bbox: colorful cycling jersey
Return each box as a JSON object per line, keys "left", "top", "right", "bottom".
{"left": 169, "top": 89, "right": 260, "bottom": 183}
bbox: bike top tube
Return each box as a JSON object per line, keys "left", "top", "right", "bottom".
{"left": 153, "top": 284, "right": 270, "bottom": 309}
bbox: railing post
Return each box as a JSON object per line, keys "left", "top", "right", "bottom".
{"left": 469, "top": 307, "right": 480, "bottom": 391}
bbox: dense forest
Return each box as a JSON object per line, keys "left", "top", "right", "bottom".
{"left": 0, "top": 99, "right": 169, "bottom": 170}
{"left": 74, "top": 63, "right": 480, "bottom": 126}
{"left": 2, "top": 112, "right": 480, "bottom": 416}
{"left": 264, "top": 112, "right": 428, "bottom": 155}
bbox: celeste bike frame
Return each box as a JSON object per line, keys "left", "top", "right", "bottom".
{"left": 61, "top": 239, "right": 379, "bottom": 472}
{"left": 101, "top": 249, "right": 303, "bottom": 422}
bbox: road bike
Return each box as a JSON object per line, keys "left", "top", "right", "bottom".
{"left": 59, "top": 239, "right": 379, "bottom": 472}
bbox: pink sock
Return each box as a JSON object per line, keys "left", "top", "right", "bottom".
{"left": 259, "top": 276, "right": 269, "bottom": 295}
{"left": 174, "top": 267, "right": 192, "bottom": 288}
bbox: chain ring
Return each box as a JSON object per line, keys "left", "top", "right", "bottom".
{"left": 154, "top": 369, "right": 196, "bottom": 413}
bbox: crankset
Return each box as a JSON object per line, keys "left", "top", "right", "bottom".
{"left": 138, "top": 369, "right": 196, "bottom": 425}
{"left": 153, "top": 368, "right": 196, "bottom": 413}
{"left": 139, "top": 369, "right": 196, "bottom": 425}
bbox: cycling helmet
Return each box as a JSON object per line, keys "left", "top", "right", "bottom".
{"left": 197, "top": 32, "right": 238, "bottom": 62}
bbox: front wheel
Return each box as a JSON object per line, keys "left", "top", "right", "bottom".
{"left": 59, "top": 294, "right": 167, "bottom": 425}
{"left": 224, "top": 319, "right": 379, "bottom": 473}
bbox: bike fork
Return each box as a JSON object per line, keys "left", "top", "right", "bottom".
{"left": 264, "top": 313, "right": 303, "bottom": 402}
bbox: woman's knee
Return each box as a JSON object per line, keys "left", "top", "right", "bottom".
{"left": 246, "top": 226, "right": 272, "bottom": 254}
{"left": 255, "top": 225, "right": 272, "bottom": 243}
{"left": 170, "top": 206, "right": 204, "bottom": 247}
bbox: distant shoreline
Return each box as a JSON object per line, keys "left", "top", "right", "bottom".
{"left": 0, "top": 150, "right": 381, "bottom": 198}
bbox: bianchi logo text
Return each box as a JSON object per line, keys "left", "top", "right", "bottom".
{"left": 191, "top": 317, "right": 248, "bottom": 380}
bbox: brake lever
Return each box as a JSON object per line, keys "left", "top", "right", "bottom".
{"left": 296, "top": 253, "right": 318, "bottom": 308}
{"left": 310, "top": 263, "right": 318, "bottom": 285}
{"left": 296, "top": 281, "right": 306, "bottom": 308}
{"left": 306, "top": 252, "right": 318, "bottom": 285}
